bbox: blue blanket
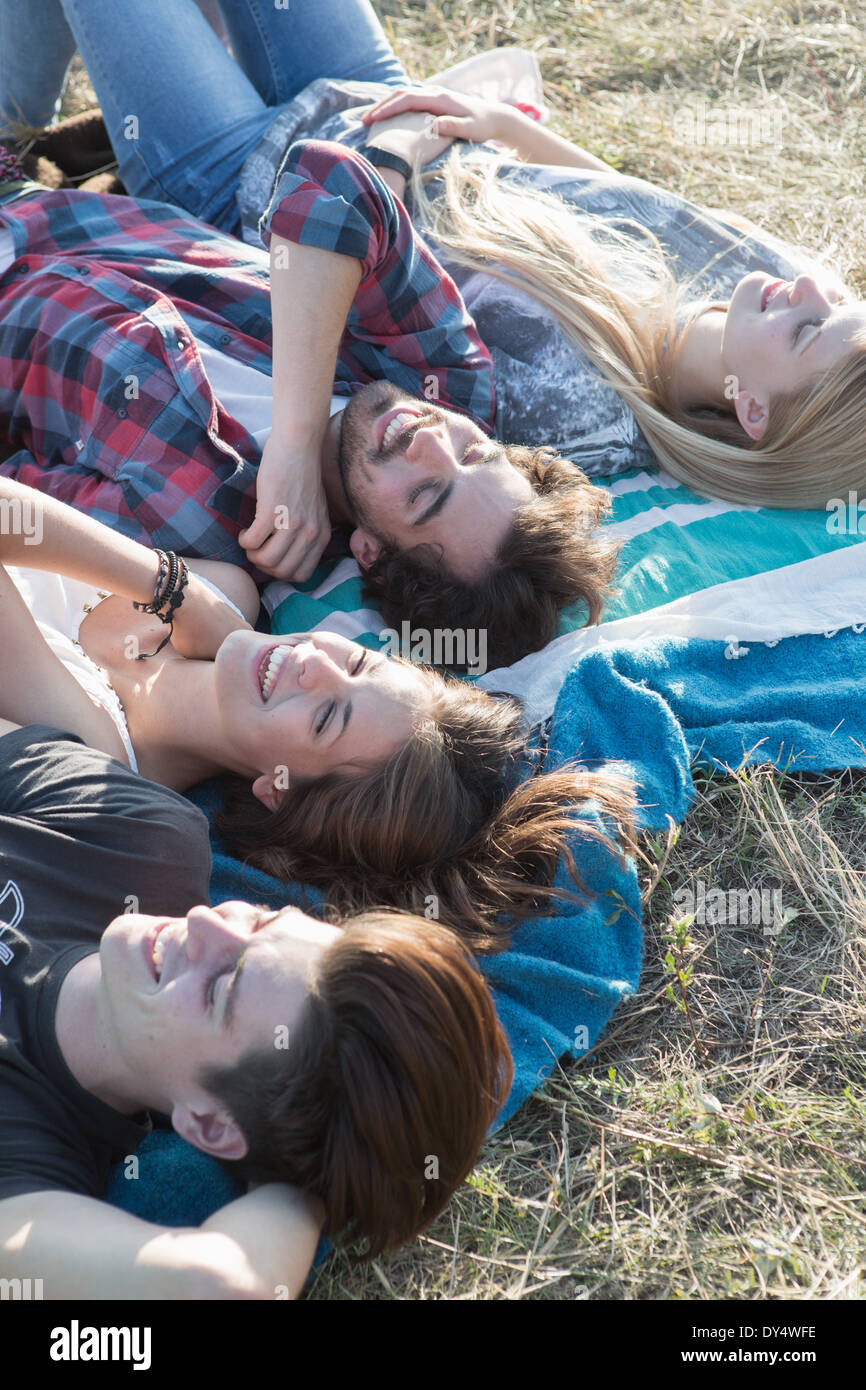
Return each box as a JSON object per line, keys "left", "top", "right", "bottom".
{"left": 548, "top": 626, "right": 866, "bottom": 809}
{"left": 104, "top": 624, "right": 865, "bottom": 1226}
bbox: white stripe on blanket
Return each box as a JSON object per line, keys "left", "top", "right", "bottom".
{"left": 478, "top": 541, "right": 866, "bottom": 727}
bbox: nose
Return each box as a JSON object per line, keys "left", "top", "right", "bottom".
{"left": 405, "top": 421, "right": 457, "bottom": 479}
{"left": 787, "top": 275, "right": 830, "bottom": 312}
{"left": 184, "top": 902, "right": 249, "bottom": 964}
{"left": 288, "top": 640, "right": 349, "bottom": 696}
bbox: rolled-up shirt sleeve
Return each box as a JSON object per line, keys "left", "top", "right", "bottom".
{"left": 259, "top": 139, "right": 496, "bottom": 428}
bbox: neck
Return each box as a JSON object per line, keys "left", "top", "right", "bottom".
{"left": 319, "top": 410, "right": 354, "bottom": 525}
{"left": 120, "top": 655, "right": 257, "bottom": 789}
{"left": 670, "top": 305, "right": 731, "bottom": 411}
{"left": 55, "top": 954, "right": 145, "bottom": 1115}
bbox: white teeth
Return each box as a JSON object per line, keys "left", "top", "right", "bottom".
{"left": 260, "top": 645, "right": 292, "bottom": 701}
{"left": 382, "top": 411, "right": 417, "bottom": 451}
{"left": 152, "top": 931, "right": 166, "bottom": 981}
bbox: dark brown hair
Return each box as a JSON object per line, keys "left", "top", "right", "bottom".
{"left": 216, "top": 664, "right": 636, "bottom": 954}
{"left": 201, "top": 911, "right": 513, "bottom": 1257}
{"left": 361, "top": 446, "right": 621, "bottom": 670}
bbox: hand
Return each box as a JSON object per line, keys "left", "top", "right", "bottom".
{"left": 360, "top": 86, "right": 513, "bottom": 148}
{"left": 239, "top": 435, "right": 332, "bottom": 582}
{"left": 169, "top": 569, "right": 252, "bottom": 661}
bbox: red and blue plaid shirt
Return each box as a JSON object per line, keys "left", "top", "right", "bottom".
{"left": 0, "top": 140, "right": 494, "bottom": 565}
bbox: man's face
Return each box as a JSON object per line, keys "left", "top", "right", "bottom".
{"left": 338, "top": 382, "right": 534, "bottom": 582}
{"left": 99, "top": 901, "right": 340, "bottom": 1143}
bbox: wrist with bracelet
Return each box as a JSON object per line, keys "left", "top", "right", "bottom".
{"left": 132, "top": 549, "right": 189, "bottom": 659}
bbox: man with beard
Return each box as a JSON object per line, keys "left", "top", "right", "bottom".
{"left": 0, "top": 137, "right": 615, "bottom": 668}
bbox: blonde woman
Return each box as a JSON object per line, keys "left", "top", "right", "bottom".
{"left": 245, "top": 69, "right": 866, "bottom": 511}
{"left": 346, "top": 86, "right": 866, "bottom": 512}
{"left": 18, "top": 6, "right": 863, "bottom": 506}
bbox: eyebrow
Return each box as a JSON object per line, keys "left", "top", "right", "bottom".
{"left": 340, "top": 700, "right": 352, "bottom": 737}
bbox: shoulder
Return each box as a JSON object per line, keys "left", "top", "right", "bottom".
{"left": 183, "top": 560, "right": 260, "bottom": 626}
{"left": 0, "top": 722, "right": 210, "bottom": 849}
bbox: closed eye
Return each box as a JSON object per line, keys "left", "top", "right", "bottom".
{"left": 793, "top": 318, "right": 823, "bottom": 346}
{"left": 207, "top": 907, "right": 277, "bottom": 1019}
{"left": 315, "top": 700, "right": 336, "bottom": 735}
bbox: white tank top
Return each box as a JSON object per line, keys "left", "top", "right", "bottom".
{"left": 7, "top": 567, "right": 245, "bottom": 773}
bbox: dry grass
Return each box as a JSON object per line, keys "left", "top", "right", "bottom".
{"left": 62, "top": 0, "right": 866, "bottom": 1300}
{"left": 308, "top": 765, "right": 866, "bottom": 1300}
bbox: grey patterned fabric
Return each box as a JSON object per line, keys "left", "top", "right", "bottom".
{"left": 237, "top": 78, "right": 817, "bottom": 475}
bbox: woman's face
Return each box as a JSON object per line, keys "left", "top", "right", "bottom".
{"left": 722, "top": 272, "right": 866, "bottom": 436}
{"left": 213, "top": 629, "right": 432, "bottom": 802}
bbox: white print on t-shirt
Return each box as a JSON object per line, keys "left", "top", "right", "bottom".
{"left": 0, "top": 879, "right": 24, "bottom": 967}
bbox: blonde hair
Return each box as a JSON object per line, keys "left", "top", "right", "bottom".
{"left": 412, "top": 152, "right": 866, "bottom": 509}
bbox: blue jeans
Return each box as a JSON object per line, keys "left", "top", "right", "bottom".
{"left": 0, "top": 0, "right": 227, "bottom": 134}
{"left": 5, "top": 0, "right": 406, "bottom": 234}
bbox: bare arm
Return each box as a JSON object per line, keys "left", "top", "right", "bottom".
{"left": 238, "top": 236, "right": 362, "bottom": 581}
{"left": 360, "top": 89, "right": 618, "bottom": 186}
{"left": 0, "top": 477, "right": 252, "bottom": 667}
{"left": 0, "top": 1183, "right": 323, "bottom": 1301}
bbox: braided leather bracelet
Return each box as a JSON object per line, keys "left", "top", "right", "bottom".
{"left": 133, "top": 551, "right": 190, "bottom": 659}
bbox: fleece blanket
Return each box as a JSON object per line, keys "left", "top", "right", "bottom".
{"left": 104, "top": 472, "right": 866, "bottom": 1227}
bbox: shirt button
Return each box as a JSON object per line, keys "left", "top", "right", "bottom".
{"left": 177, "top": 337, "right": 187, "bottom": 350}
{"left": 79, "top": 265, "right": 90, "bottom": 274}
{"left": 117, "top": 407, "right": 128, "bottom": 418}
{"left": 219, "top": 333, "right": 231, "bottom": 345}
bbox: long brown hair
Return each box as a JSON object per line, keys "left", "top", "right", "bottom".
{"left": 201, "top": 911, "right": 514, "bottom": 1257}
{"left": 216, "top": 662, "right": 636, "bottom": 953}
{"left": 364, "top": 443, "right": 621, "bottom": 669}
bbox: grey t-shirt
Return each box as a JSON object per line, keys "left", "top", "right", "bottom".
{"left": 237, "top": 78, "right": 818, "bottom": 474}
{"left": 0, "top": 726, "right": 212, "bottom": 1202}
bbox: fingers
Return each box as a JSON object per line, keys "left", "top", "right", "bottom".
{"left": 242, "top": 515, "right": 331, "bottom": 581}
{"left": 431, "top": 116, "right": 474, "bottom": 138}
{"left": 237, "top": 507, "right": 276, "bottom": 552}
{"left": 361, "top": 87, "right": 460, "bottom": 123}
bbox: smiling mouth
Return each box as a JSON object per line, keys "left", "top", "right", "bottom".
{"left": 151, "top": 922, "right": 170, "bottom": 981}
{"left": 256, "top": 644, "right": 296, "bottom": 702}
{"left": 377, "top": 405, "right": 427, "bottom": 455}
{"left": 761, "top": 279, "right": 785, "bottom": 312}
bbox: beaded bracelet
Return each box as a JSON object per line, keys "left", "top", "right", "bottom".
{"left": 133, "top": 552, "right": 190, "bottom": 659}
{"left": 133, "top": 550, "right": 171, "bottom": 616}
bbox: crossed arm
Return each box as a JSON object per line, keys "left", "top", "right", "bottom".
{"left": 359, "top": 86, "right": 619, "bottom": 205}
{"left": 0, "top": 476, "right": 258, "bottom": 757}
{"left": 0, "top": 1182, "right": 323, "bottom": 1300}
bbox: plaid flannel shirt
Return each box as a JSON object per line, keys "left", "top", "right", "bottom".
{"left": 0, "top": 139, "right": 494, "bottom": 565}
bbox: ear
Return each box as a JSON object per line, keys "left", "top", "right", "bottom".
{"left": 349, "top": 527, "right": 382, "bottom": 571}
{"left": 733, "top": 388, "right": 770, "bottom": 441}
{"left": 251, "top": 772, "right": 285, "bottom": 813}
{"left": 172, "top": 1100, "right": 249, "bottom": 1162}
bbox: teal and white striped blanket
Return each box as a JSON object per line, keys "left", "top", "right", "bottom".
{"left": 264, "top": 466, "right": 866, "bottom": 724}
